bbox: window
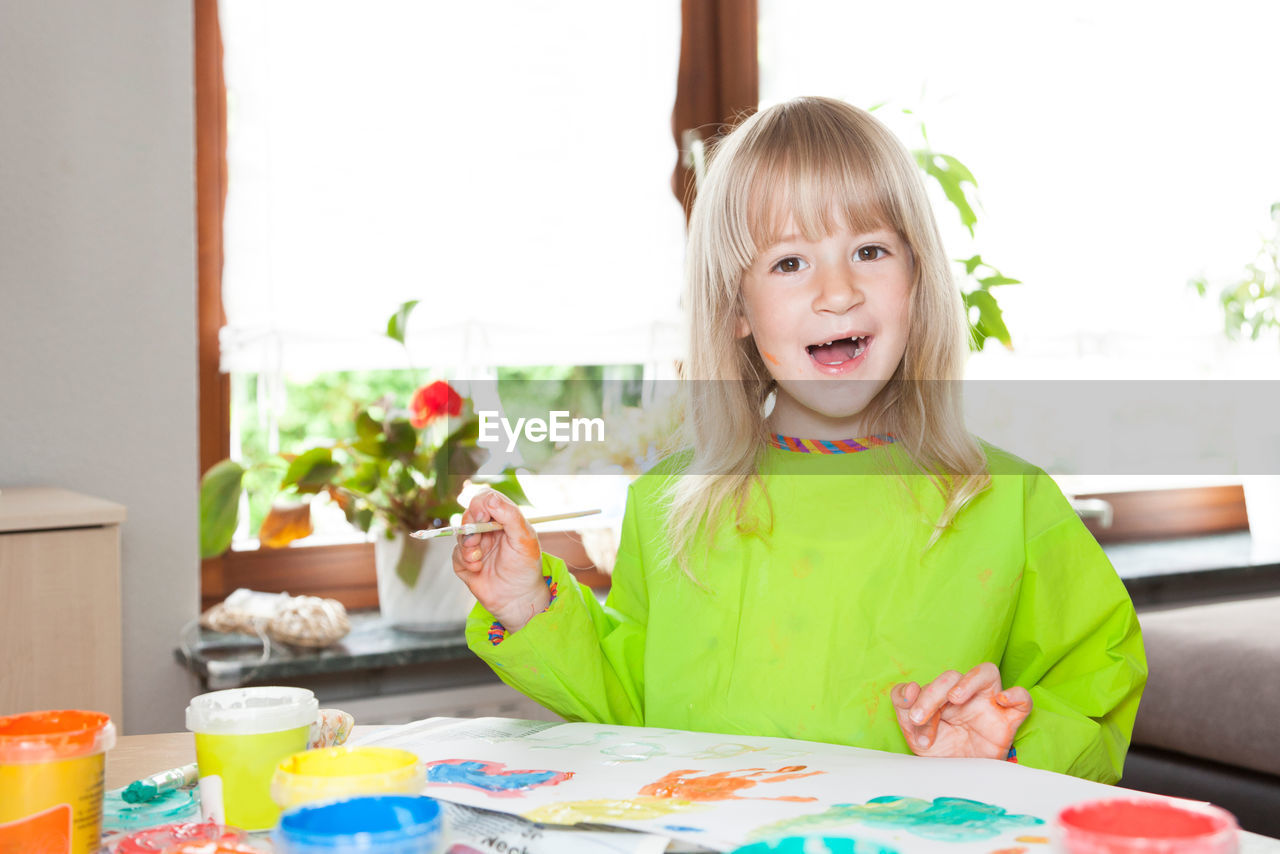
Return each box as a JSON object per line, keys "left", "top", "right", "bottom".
{"left": 196, "top": 0, "right": 758, "bottom": 606}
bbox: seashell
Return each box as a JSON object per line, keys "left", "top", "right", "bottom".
{"left": 265, "top": 595, "right": 351, "bottom": 647}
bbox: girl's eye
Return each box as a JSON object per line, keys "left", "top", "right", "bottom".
{"left": 857, "top": 245, "right": 887, "bottom": 261}
{"left": 771, "top": 256, "right": 807, "bottom": 273}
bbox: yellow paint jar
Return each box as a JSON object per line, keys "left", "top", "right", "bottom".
{"left": 0, "top": 709, "right": 116, "bottom": 854}
{"left": 271, "top": 746, "right": 425, "bottom": 809}
{"left": 185, "top": 687, "right": 317, "bottom": 832}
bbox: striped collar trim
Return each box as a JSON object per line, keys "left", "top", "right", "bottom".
{"left": 768, "top": 434, "right": 896, "bottom": 454}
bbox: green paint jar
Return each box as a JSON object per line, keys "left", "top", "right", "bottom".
{"left": 185, "top": 687, "right": 317, "bottom": 831}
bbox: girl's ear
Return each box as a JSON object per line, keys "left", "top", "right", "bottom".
{"left": 735, "top": 311, "right": 752, "bottom": 339}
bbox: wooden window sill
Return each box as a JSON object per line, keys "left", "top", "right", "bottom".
{"left": 202, "top": 529, "right": 610, "bottom": 612}
{"left": 1077, "top": 485, "right": 1248, "bottom": 544}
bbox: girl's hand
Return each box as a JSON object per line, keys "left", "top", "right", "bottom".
{"left": 891, "top": 662, "right": 1032, "bottom": 760}
{"left": 451, "top": 490, "right": 548, "bottom": 632}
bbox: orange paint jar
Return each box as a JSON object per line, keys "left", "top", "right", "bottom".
{"left": 0, "top": 709, "right": 116, "bottom": 854}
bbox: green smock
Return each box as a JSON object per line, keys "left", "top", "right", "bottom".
{"left": 465, "top": 441, "right": 1146, "bottom": 784}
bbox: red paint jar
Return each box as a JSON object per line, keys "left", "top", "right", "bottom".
{"left": 1057, "top": 797, "right": 1238, "bottom": 854}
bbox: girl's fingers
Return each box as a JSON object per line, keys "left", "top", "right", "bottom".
{"left": 907, "top": 670, "right": 963, "bottom": 726}
{"left": 995, "top": 686, "right": 1033, "bottom": 714}
{"left": 480, "top": 491, "right": 539, "bottom": 554}
{"left": 891, "top": 681, "right": 921, "bottom": 710}
{"left": 452, "top": 542, "right": 480, "bottom": 576}
{"left": 920, "top": 708, "right": 941, "bottom": 749}
{"left": 947, "top": 662, "right": 1000, "bottom": 706}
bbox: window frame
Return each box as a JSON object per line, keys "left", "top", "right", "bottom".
{"left": 195, "top": 0, "right": 759, "bottom": 609}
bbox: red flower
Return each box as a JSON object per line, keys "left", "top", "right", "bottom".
{"left": 410, "top": 380, "right": 463, "bottom": 428}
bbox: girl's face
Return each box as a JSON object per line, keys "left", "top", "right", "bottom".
{"left": 736, "top": 213, "right": 912, "bottom": 439}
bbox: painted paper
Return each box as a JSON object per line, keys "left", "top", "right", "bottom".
{"left": 353, "top": 718, "right": 1137, "bottom": 852}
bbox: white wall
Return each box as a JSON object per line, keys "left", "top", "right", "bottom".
{"left": 0, "top": 1, "right": 201, "bottom": 733}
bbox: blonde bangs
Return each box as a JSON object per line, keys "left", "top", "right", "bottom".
{"left": 710, "top": 106, "right": 905, "bottom": 288}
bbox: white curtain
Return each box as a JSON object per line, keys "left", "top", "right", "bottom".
{"left": 219, "top": 1, "right": 686, "bottom": 374}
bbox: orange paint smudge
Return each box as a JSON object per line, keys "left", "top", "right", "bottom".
{"left": 990, "top": 847, "right": 1028, "bottom": 854}
{"left": 978, "top": 568, "right": 993, "bottom": 585}
{"left": 1015, "top": 837, "right": 1049, "bottom": 845}
{"left": 761, "top": 349, "right": 782, "bottom": 366}
{"left": 792, "top": 558, "right": 813, "bottom": 580}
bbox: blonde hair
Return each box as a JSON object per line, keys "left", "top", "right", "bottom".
{"left": 664, "top": 96, "right": 989, "bottom": 578}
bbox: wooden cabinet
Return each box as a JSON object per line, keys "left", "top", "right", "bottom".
{"left": 0, "top": 488, "right": 125, "bottom": 726}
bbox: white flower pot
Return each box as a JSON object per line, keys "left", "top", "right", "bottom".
{"left": 374, "top": 530, "right": 475, "bottom": 633}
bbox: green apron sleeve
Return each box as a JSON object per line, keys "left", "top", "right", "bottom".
{"left": 464, "top": 485, "right": 650, "bottom": 725}
{"left": 1001, "top": 475, "right": 1148, "bottom": 783}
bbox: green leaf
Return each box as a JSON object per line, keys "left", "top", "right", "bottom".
{"left": 976, "top": 274, "right": 1021, "bottom": 288}
{"left": 966, "top": 289, "right": 1013, "bottom": 350}
{"left": 350, "top": 435, "right": 383, "bottom": 457}
{"left": 386, "top": 300, "right": 419, "bottom": 345}
{"left": 199, "top": 460, "right": 246, "bottom": 558}
{"left": 443, "top": 413, "right": 481, "bottom": 448}
{"left": 395, "top": 464, "right": 417, "bottom": 496}
{"left": 384, "top": 418, "right": 418, "bottom": 460}
{"left": 395, "top": 535, "right": 427, "bottom": 587}
{"left": 961, "top": 255, "right": 983, "bottom": 276}
{"left": 282, "top": 447, "right": 341, "bottom": 493}
{"left": 355, "top": 409, "right": 381, "bottom": 441}
{"left": 343, "top": 462, "right": 380, "bottom": 494}
{"left": 433, "top": 442, "right": 482, "bottom": 504}
{"left": 915, "top": 150, "right": 978, "bottom": 236}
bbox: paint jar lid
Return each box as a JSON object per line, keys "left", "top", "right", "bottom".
{"left": 274, "top": 795, "right": 444, "bottom": 853}
{"left": 113, "top": 821, "right": 250, "bottom": 853}
{"left": 0, "top": 709, "right": 116, "bottom": 763}
{"left": 186, "top": 687, "right": 318, "bottom": 735}
{"left": 271, "top": 746, "right": 425, "bottom": 809}
{"left": 1057, "top": 797, "right": 1238, "bottom": 854}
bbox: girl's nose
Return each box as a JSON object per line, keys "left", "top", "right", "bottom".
{"left": 812, "top": 266, "right": 864, "bottom": 314}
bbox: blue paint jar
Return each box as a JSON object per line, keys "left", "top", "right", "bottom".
{"left": 273, "top": 795, "right": 444, "bottom": 854}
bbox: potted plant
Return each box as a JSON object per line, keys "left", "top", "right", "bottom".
{"left": 1191, "top": 202, "right": 1280, "bottom": 548}
{"left": 199, "top": 301, "right": 525, "bottom": 631}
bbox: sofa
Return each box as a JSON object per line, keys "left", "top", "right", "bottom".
{"left": 1118, "top": 594, "right": 1280, "bottom": 837}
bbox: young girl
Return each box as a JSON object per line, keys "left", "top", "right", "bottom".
{"left": 451, "top": 97, "right": 1146, "bottom": 784}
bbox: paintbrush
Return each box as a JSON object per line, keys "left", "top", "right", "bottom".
{"left": 410, "top": 509, "right": 601, "bottom": 540}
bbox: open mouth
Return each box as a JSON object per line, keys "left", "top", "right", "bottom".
{"left": 806, "top": 335, "right": 870, "bottom": 367}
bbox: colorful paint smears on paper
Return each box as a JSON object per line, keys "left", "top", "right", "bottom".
{"left": 686, "top": 742, "right": 769, "bottom": 760}
{"left": 423, "top": 759, "right": 572, "bottom": 798}
{"left": 733, "top": 838, "right": 899, "bottom": 854}
{"left": 640, "top": 765, "right": 823, "bottom": 803}
{"left": 601, "top": 740, "right": 667, "bottom": 762}
{"left": 523, "top": 797, "right": 701, "bottom": 825}
{"left": 751, "top": 796, "right": 1045, "bottom": 842}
